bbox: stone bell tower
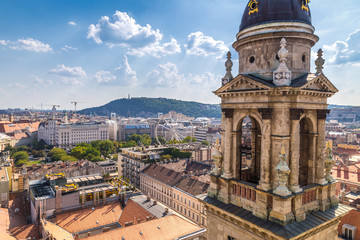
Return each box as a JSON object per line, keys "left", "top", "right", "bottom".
{"left": 200, "top": 1, "right": 352, "bottom": 239}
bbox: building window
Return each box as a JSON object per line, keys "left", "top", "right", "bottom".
{"left": 227, "top": 236, "right": 235, "bottom": 240}
{"left": 343, "top": 224, "right": 357, "bottom": 240}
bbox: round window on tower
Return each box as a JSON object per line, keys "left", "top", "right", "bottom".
{"left": 302, "top": 54, "right": 306, "bottom": 63}
{"left": 275, "top": 54, "right": 280, "bottom": 61}
{"left": 249, "top": 56, "right": 255, "bottom": 64}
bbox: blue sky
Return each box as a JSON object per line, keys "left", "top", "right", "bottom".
{"left": 1, "top": 0, "right": 360, "bottom": 110}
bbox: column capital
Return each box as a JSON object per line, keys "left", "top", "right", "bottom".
{"left": 222, "top": 108, "right": 234, "bottom": 118}
{"left": 258, "top": 108, "right": 273, "bottom": 119}
{"left": 317, "top": 109, "right": 331, "bottom": 119}
{"left": 290, "top": 108, "right": 304, "bottom": 120}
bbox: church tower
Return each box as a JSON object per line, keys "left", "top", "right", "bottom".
{"left": 200, "top": 1, "right": 352, "bottom": 239}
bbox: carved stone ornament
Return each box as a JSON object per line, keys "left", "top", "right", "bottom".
{"left": 222, "top": 51, "right": 234, "bottom": 86}
{"left": 273, "top": 146, "right": 292, "bottom": 196}
{"left": 258, "top": 108, "right": 273, "bottom": 120}
{"left": 211, "top": 138, "right": 223, "bottom": 176}
{"left": 315, "top": 49, "right": 325, "bottom": 75}
{"left": 324, "top": 142, "right": 336, "bottom": 183}
{"left": 222, "top": 108, "right": 234, "bottom": 118}
{"left": 273, "top": 38, "right": 292, "bottom": 86}
{"left": 317, "top": 109, "right": 330, "bottom": 120}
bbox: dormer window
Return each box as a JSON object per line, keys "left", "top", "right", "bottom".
{"left": 343, "top": 224, "right": 357, "bottom": 240}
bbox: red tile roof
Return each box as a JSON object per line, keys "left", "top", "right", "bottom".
{"left": 118, "top": 199, "right": 155, "bottom": 226}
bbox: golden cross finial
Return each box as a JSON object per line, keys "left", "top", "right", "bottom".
{"left": 326, "top": 141, "right": 331, "bottom": 149}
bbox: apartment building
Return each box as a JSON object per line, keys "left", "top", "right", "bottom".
{"left": 140, "top": 164, "right": 209, "bottom": 226}
{"left": 119, "top": 146, "right": 166, "bottom": 187}
{"left": 38, "top": 120, "right": 109, "bottom": 149}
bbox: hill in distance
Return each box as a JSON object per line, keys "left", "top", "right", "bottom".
{"left": 79, "top": 97, "right": 221, "bottom": 118}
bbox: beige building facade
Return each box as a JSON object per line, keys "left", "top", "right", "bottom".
{"left": 140, "top": 164, "right": 208, "bottom": 227}
{"left": 200, "top": 1, "right": 352, "bottom": 240}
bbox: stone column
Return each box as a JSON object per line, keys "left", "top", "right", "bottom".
{"left": 316, "top": 110, "right": 330, "bottom": 185}
{"left": 258, "top": 108, "right": 272, "bottom": 191}
{"left": 221, "top": 109, "right": 234, "bottom": 179}
{"left": 232, "top": 131, "right": 240, "bottom": 180}
{"left": 270, "top": 106, "right": 290, "bottom": 189}
{"left": 289, "top": 109, "right": 303, "bottom": 193}
{"left": 308, "top": 133, "right": 318, "bottom": 184}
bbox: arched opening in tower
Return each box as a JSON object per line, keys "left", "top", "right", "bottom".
{"left": 299, "top": 117, "right": 313, "bottom": 187}
{"left": 237, "top": 116, "right": 261, "bottom": 185}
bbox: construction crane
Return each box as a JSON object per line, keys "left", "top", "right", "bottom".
{"left": 71, "top": 101, "right": 86, "bottom": 113}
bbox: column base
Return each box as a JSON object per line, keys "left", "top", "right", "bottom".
{"left": 221, "top": 172, "right": 233, "bottom": 179}
{"left": 289, "top": 185, "right": 302, "bottom": 193}
{"left": 258, "top": 182, "right": 271, "bottom": 191}
{"left": 317, "top": 178, "right": 328, "bottom": 185}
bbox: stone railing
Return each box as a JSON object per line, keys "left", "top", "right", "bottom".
{"left": 231, "top": 180, "right": 257, "bottom": 202}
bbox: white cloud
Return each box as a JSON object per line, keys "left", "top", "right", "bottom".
{"left": 114, "top": 55, "right": 137, "bottom": 86}
{"left": 8, "top": 83, "right": 27, "bottom": 88}
{"left": 323, "top": 28, "right": 360, "bottom": 65}
{"left": 94, "top": 71, "right": 116, "bottom": 83}
{"left": 185, "top": 32, "right": 228, "bottom": 58}
{"left": 68, "top": 21, "right": 77, "bottom": 26}
{"left": 87, "top": 11, "right": 180, "bottom": 57}
{"left": 33, "top": 76, "right": 53, "bottom": 87}
{"left": 61, "top": 45, "right": 77, "bottom": 52}
{"left": 126, "top": 37, "right": 181, "bottom": 58}
{"left": 188, "top": 72, "right": 221, "bottom": 89}
{"left": 0, "top": 38, "right": 53, "bottom": 52}
{"left": 48, "top": 64, "right": 86, "bottom": 86}
{"left": 145, "top": 62, "right": 222, "bottom": 89}
{"left": 146, "top": 62, "right": 185, "bottom": 88}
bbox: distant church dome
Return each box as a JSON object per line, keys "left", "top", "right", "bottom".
{"left": 239, "top": 0, "right": 312, "bottom": 32}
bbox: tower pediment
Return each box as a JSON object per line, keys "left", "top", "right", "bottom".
{"left": 300, "top": 74, "right": 338, "bottom": 94}
{"left": 214, "top": 74, "right": 271, "bottom": 96}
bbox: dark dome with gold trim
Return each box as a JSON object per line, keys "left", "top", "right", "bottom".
{"left": 239, "top": 0, "right": 312, "bottom": 32}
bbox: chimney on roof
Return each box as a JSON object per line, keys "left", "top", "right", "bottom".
{"left": 164, "top": 208, "right": 168, "bottom": 215}
{"left": 153, "top": 200, "right": 157, "bottom": 205}
{"left": 137, "top": 219, "right": 141, "bottom": 224}
{"left": 341, "top": 190, "right": 346, "bottom": 203}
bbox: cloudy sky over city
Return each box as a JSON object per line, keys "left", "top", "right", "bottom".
{"left": 0, "top": 0, "right": 360, "bottom": 110}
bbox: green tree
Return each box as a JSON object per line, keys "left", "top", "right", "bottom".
{"left": 161, "top": 154, "right": 172, "bottom": 161}
{"left": 60, "top": 155, "right": 77, "bottom": 162}
{"left": 201, "top": 141, "right": 209, "bottom": 146}
{"left": 12, "top": 151, "right": 29, "bottom": 167}
{"left": 127, "top": 134, "right": 141, "bottom": 144}
{"left": 141, "top": 134, "right": 151, "bottom": 146}
{"left": 192, "top": 137, "right": 197, "bottom": 142}
{"left": 70, "top": 146, "right": 87, "bottom": 159}
{"left": 156, "top": 136, "right": 166, "bottom": 145}
{"left": 48, "top": 148, "right": 67, "bottom": 161}
{"left": 99, "top": 140, "right": 115, "bottom": 157}
{"left": 90, "top": 140, "right": 101, "bottom": 149}
{"left": 167, "top": 139, "right": 180, "bottom": 144}
{"left": 182, "top": 136, "right": 192, "bottom": 143}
